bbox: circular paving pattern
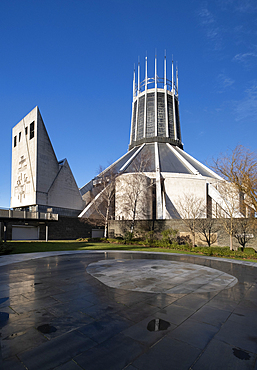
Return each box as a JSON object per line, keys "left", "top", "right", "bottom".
{"left": 87, "top": 259, "right": 238, "bottom": 294}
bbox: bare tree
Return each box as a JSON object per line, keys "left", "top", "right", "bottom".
{"left": 177, "top": 194, "right": 205, "bottom": 247}
{"left": 195, "top": 218, "right": 220, "bottom": 247}
{"left": 213, "top": 145, "right": 257, "bottom": 213}
{"left": 96, "top": 165, "right": 118, "bottom": 238}
{"left": 215, "top": 181, "right": 243, "bottom": 250}
{"left": 115, "top": 149, "right": 153, "bottom": 234}
{"left": 233, "top": 217, "right": 256, "bottom": 249}
{"left": 84, "top": 165, "right": 117, "bottom": 238}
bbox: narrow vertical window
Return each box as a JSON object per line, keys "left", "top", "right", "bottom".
{"left": 25, "top": 127, "right": 28, "bottom": 135}
{"left": 19, "top": 132, "right": 21, "bottom": 142}
{"left": 30, "top": 121, "right": 34, "bottom": 139}
{"left": 14, "top": 136, "right": 17, "bottom": 147}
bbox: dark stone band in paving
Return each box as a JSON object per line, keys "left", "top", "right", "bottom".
{"left": 0, "top": 251, "right": 257, "bottom": 370}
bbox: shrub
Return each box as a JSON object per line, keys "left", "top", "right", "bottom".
{"left": 161, "top": 228, "right": 178, "bottom": 245}
{"left": 240, "top": 247, "right": 256, "bottom": 255}
{"left": 144, "top": 231, "right": 156, "bottom": 246}
{"left": 0, "top": 240, "right": 13, "bottom": 255}
{"left": 212, "top": 247, "right": 233, "bottom": 256}
{"left": 124, "top": 232, "right": 133, "bottom": 242}
{"left": 176, "top": 235, "right": 192, "bottom": 246}
{"left": 194, "top": 247, "right": 213, "bottom": 256}
{"left": 106, "top": 238, "right": 119, "bottom": 244}
{"left": 175, "top": 243, "right": 192, "bottom": 251}
{"left": 189, "top": 245, "right": 257, "bottom": 259}
{"left": 154, "top": 239, "right": 171, "bottom": 248}
{"left": 76, "top": 238, "right": 89, "bottom": 242}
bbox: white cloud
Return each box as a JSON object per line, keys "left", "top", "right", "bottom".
{"left": 233, "top": 52, "right": 257, "bottom": 62}
{"left": 197, "top": 6, "right": 223, "bottom": 50}
{"left": 233, "top": 50, "right": 257, "bottom": 69}
{"left": 217, "top": 73, "right": 235, "bottom": 91}
{"left": 234, "top": 0, "right": 257, "bottom": 13}
{"left": 234, "top": 83, "right": 257, "bottom": 122}
{"left": 198, "top": 8, "right": 215, "bottom": 24}
{"left": 198, "top": 1, "right": 257, "bottom": 54}
{"left": 217, "top": 0, "right": 257, "bottom": 13}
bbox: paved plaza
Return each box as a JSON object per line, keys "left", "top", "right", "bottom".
{"left": 0, "top": 250, "right": 257, "bottom": 370}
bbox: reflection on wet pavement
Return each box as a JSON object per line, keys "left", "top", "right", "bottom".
{"left": 37, "top": 324, "right": 57, "bottom": 334}
{"left": 0, "top": 251, "right": 256, "bottom": 370}
{"left": 147, "top": 318, "right": 170, "bottom": 331}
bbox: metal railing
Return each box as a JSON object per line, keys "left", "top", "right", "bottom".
{"left": 0, "top": 208, "right": 58, "bottom": 221}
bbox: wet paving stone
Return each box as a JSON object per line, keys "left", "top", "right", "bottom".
{"left": 117, "top": 300, "right": 159, "bottom": 323}
{"left": 0, "top": 297, "right": 9, "bottom": 306}
{"left": 1, "top": 326, "right": 49, "bottom": 359}
{"left": 18, "top": 330, "right": 97, "bottom": 370}
{"left": 0, "top": 312, "right": 9, "bottom": 327}
{"left": 53, "top": 360, "right": 83, "bottom": 370}
{"left": 215, "top": 319, "right": 257, "bottom": 354}
{"left": 1, "top": 355, "right": 28, "bottom": 370}
{"left": 192, "top": 338, "right": 257, "bottom": 370}
{"left": 133, "top": 336, "right": 201, "bottom": 370}
{"left": 0, "top": 251, "right": 257, "bottom": 369}
{"left": 74, "top": 333, "right": 145, "bottom": 370}
{"left": 144, "top": 292, "right": 181, "bottom": 308}
{"left": 190, "top": 305, "right": 231, "bottom": 328}
{"left": 168, "top": 318, "right": 220, "bottom": 350}
{"left": 3, "top": 330, "right": 28, "bottom": 340}
{"left": 77, "top": 312, "right": 132, "bottom": 344}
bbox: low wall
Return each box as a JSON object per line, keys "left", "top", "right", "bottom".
{"left": 108, "top": 219, "right": 257, "bottom": 249}
{"left": 1, "top": 216, "right": 93, "bottom": 241}
{"left": 47, "top": 216, "right": 92, "bottom": 240}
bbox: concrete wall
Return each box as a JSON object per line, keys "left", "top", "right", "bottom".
{"left": 11, "top": 107, "right": 84, "bottom": 212}
{"left": 115, "top": 173, "right": 152, "bottom": 220}
{"left": 11, "top": 106, "right": 60, "bottom": 208}
{"left": 11, "top": 107, "right": 38, "bottom": 208}
{"left": 36, "top": 108, "right": 60, "bottom": 201}
{"left": 163, "top": 174, "right": 215, "bottom": 219}
{"left": 48, "top": 160, "right": 85, "bottom": 210}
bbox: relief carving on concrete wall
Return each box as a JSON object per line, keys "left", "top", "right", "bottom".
{"left": 14, "top": 156, "right": 31, "bottom": 202}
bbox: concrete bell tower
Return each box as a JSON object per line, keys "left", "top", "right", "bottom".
{"left": 129, "top": 55, "right": 182, "bottom": 150}
{"left": 79, "top": 54, "right": 223, "bottom": 223}
{"left": 11, "top": 106, "right": 84, "bottom": 214}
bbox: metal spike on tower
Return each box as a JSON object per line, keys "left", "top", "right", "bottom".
{"left": 129, "top": 54, "right": 182, "bottom": 150}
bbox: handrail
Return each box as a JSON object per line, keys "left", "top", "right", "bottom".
{"left": 0, "top": 208, "right": 58, "bottom": 220}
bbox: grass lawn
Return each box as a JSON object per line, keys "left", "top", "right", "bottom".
{"left": 3, "top": 241, "right": 257, "bottom": 263}
{"left": 6, "top": 241, "right": 195, "bottom": 255}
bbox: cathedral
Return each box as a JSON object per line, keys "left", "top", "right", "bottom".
{"left": 78, "top": 56, "right": 223, "bottom": 223}
{"left": 11, "top": 55, "right": 242, "bottom": 239}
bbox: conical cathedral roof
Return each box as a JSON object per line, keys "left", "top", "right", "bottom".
{"left": 79, "top": 55, "right": 222, "bottom": 220}
{"left": 80, "top": 56, "right": 220, "bottom": 198}
{"left": 80, "top": 142, "right": 219, "bottom": 199}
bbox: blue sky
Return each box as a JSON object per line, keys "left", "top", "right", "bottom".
{"left": 1, "top": 0, "right": 257, "bottom": 208}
